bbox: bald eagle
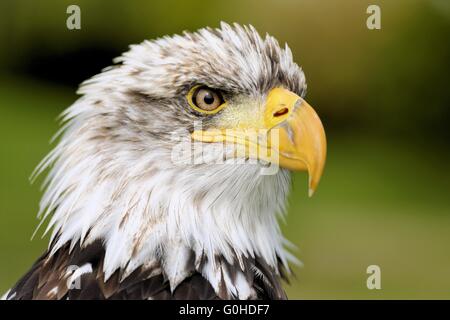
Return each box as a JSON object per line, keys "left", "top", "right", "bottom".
{"left": 3, "top": 23, "right": 326, "bottom": 300}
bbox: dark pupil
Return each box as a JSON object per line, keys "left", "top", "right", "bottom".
{"left": 203, "top": 92, "right": 215, "bottom": 104}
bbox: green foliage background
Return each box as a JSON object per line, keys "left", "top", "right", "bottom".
{"left": 0, "top": 0, "right": 449, "bottom": 298}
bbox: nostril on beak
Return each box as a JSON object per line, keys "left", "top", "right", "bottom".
{"left": 273, "top": 107, "right": 289, "bottom": 117}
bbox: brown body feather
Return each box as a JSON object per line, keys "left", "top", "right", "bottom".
{"left": 6, "top": 241, "right": 287, "bottom": 300}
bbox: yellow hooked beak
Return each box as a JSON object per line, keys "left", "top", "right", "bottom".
{"left": 191, "top": 88, "right": 327, "bottom": 196}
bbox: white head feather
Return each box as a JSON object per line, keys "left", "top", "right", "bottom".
{"left": 32, "top": 22, "right": 306, "bottom": 298}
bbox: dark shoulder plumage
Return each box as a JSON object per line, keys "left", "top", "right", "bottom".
{"left": 6, "top": 241, "right": 287, "bottom": 300}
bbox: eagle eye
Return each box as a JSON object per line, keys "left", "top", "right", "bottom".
{"left": 187, "top": 86, "right": 225, "bottom": 114}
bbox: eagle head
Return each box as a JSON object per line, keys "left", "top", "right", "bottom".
{"left": 31, "top": 22, "right": 326, "bottom": 299}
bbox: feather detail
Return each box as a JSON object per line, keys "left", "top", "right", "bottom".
{"left": 7, "top": 241, "right": 286, "bottom": 300}
{"left": 163, "top": 241, "right": 195, "bottom": 292}
{"left": 1, "top": 290, "right": 11, "bottom": 300}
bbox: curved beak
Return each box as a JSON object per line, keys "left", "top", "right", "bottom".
{"left": 267, "top": 89, "right": 327, "bottom": 195}
{"left": 191, "top": 87, "right": 327, "bottom": 196}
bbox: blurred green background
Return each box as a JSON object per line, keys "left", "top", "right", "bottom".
{"left": 0, "top": 0, "right": 449, "bottom": 299}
